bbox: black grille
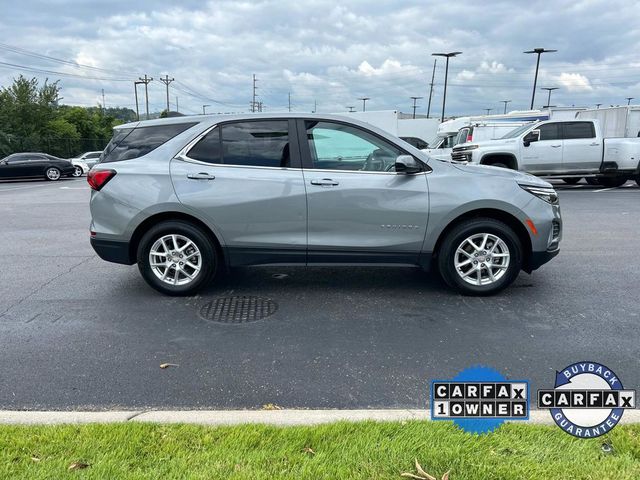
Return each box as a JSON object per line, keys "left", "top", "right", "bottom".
{"left": 552, "top": 221, "right": 561, "bottom": 239}
{"left": 198, "top": 296, "right": 278, "bottom": 324}
{"left": 451, "top": 151, "right": 471, "bottom": 162}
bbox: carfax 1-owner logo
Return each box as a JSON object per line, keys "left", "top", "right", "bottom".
{"left": 430, "top": 365, "right": 529, "bottom": 433}
{"left": 538, "top": 361, "right": 636, "bottom": 438}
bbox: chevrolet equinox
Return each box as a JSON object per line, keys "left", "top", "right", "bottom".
{"left": 88, "top": 114, "right": 561, "bottom": 296}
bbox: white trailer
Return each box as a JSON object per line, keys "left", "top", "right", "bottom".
{"left": 576, "top": 106, "right": 640, "bottom": 138}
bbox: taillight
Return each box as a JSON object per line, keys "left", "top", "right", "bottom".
{"left": 466, "top": 133, "right": 473, "bottom": 142}
{"left": 87, "top": 169, "right": 116, "bottom": 191}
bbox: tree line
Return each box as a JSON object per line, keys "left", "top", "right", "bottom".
{"left": 0, "top": 76, "right": 137, "bottom": 158}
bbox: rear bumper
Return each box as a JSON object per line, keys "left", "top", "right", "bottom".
{"left": 90, "top": 237, "right": 134, "bottom": 265}
{"left": 529, "top": 248, "right": 560, "bottom": 271}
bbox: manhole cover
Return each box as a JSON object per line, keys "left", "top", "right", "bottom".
{"left": 198, "top": 296, "right": 278, "bottom": 324}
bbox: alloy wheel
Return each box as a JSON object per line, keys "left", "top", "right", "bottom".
{"left": 454, "top": 233, "right": 510, "bottom": 286}
{"left": 46, "top": 168, "right": 60, "bottom": 180}
{"left": 149, "top": 234, "right": 202, "bottom": 286}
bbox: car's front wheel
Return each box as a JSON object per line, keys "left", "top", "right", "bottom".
{"left": 72, "top": 165, "right": 83, "bottom": 177}
{"left": 437, "top": 218, "right": 523, "bottom": 295}
{"left": 137, "top": 221, "right": 217, "bottom": 296}
{"left": 45, "top": 167, "right": 61, "bottom": 181}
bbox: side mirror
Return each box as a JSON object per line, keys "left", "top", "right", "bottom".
{"left": 395, "top": 155, "right": 422, "bottom": 174}
{"left": 523, "top": 129, "right": 540, "bottom": 147}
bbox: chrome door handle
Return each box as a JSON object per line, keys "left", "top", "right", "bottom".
{"left": 310, "top": 178, "right": 339, "bottom": 186}
{"left": 187, "top": 172, "right": 215, "bottom": 180}
{"left": 551, "top": 144, "right": 562, "bottom": 148}
{"left": 590, "top": 142, "right": 600, "bottom": 146}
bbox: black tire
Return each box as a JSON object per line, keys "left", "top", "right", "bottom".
{"left": 437, "top": 218, "right": 523, "bottom": 296}
{"left": 137, "top": 220, "right": 217, "bottom": 296}
{"left": 597, "top": 176, "right": 628, "bottom": 188}
{"left": 585, "top": 177, "right": 600, "bottom": 186}
{"left": 636, "top": 178, "right": 640, "bottom": 187}
{"left": 490, "top": 162, "right": 509, "bottom": 169}
{"left": 72, "top": 166, "right": 83, "bottom": 177}
{"left": 562, "top": 177, "right": 581, "bottom": 185}
{"left": 44, "top": 167, "right": 61, "bottom": 181}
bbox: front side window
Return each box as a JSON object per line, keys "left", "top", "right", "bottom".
{"left": 189, "top": 121, "right": 291, "bottom": 168}
{"left": 562, "top": 122, "right": 595, "bottom": 139}
{"left": 101, "top": 123, "right": 196, "bottom": 163}
{"left": 538, "top": 123, "right": 561, "bottom": 141}
{"left": 304, "top": 121, "right": 403, "bottom": 172}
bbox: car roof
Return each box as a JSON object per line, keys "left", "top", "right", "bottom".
{"left": 114, "top": 112, "right": 385, "bottom": 132}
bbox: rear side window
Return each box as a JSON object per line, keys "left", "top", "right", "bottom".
{"left": 562, "top": 122, "right": 595, "bottom": 140}
{"left": 188, "top": 120, "right": 292, "bottom": 168}
{"left": 101, "top": 123, "right": 196, "bottom": 163}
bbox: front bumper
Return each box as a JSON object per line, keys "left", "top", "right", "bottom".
{"left": 90, "top": 237, "right": 134, "bottom": 265}
{"left": 529, "top": 247, "right": 560, "bottom": 271}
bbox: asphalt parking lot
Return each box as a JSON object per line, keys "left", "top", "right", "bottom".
{"left": 0, "top": 177, "right": 638, "bottom": 411}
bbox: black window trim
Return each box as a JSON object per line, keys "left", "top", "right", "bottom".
{"left": 295, "top": 118, "right": 430, "bottom": 175}
{"left": 180, "top": 118, "right": 302, "bottom": 170}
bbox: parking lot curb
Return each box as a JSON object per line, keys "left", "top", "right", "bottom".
{"left": 1, "top": 409, "right": 639, "bottom": 425}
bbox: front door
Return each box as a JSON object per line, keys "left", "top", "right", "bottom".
{"left": 521, "top": 122, "right": 563, "bottom": 174}
{"left": 171, "top": 119, "right": 308, "bottom": 266}
{"left": 298, "top": 119, "right": 430, "bottom": 265}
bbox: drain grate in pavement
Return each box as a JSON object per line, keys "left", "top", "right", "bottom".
{"left": 198, "top": 296, "right": 278, "bottom": 324}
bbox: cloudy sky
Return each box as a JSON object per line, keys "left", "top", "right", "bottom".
{"left": 1, "top": 0, "right": 639, "bottom": 116}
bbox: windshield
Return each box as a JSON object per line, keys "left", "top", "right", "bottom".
{"left": 501, "top": 123, "right": 536, "bottom": 139}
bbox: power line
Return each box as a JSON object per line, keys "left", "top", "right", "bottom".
{"left": 0, "top": 60, "right": 130, "bottom": 82}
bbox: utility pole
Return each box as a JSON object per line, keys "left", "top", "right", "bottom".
{"left": 347, "top": 106, "right": 355, "bottom": 112}
{"left": 252, "top": 74, "right": 258, "bottom": 112}
{"left": 101, "top": 88, "right": 105, "bottom": 114}
{"left": 358, "top": 97, "right": 370, "bottom": 112}
{"left": 410, "top": 96, "right": 423, "bottom": 119}
{"left": 133, "top": 80, "right": 144, "bottom": 120}
{"left": 426, "top": 59, "right": 437, "bottom": 118}
{"left": 288, "top": 91, "right": 291, "bottom": 112}
{"left": 524, "top": 48, "right": 557, "bottom": 109}
{"left": 626, "top": 97, "right": 634, "bottom": 105}
{"left": 500, "top": 100, "right": 512, "bottom": 114}
{"left": 202, "top": 104, "right": 211, "bottom": 115}
{"left": 175, "top": 96, "right": 179, "bottom": 113}
{"left": 159, "top": 75, "right": 175, "bottom": 113}
{"left": 138, "top": 75, "right": 153, "bottom": 120}
{"left": 432, "top": 52, "right": 462, "bottom": 122}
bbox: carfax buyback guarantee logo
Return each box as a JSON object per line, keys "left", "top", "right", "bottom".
{"left": 431, "top": 366, "right": 529, "bottom": 433}
{"left": 538, "top": 361, "right": 636, "bottom": 438}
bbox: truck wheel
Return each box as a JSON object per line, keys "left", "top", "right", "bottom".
{"left": 585, "top": 177, "right": 600, "bottom": 186}
{"left": 636, "top": 178, "right": 640, "bottom": 187}
{"left": 598, "top": 177, "right": 628, "bottom": 188}
{"left": 137, "top": 220, "right": 217, "bottom": 296}
{"left": 562, "top": 177, "right": 581, "bottom": 185}
{"left": 491, "top": 162, "right": 508, "bottom": 169}
{"left": 437, "top": 218, "right": 522, "bottom": 296}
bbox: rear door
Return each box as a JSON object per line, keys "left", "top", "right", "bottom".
{"left": 171, "top": 119, "right": 308, "bottom": 265}
{"left": 521, "top": 122, "right": 563, "bottom": 173}
{"left": 561, "top": 121, "right": 601, "bottom": 172}
{"left": 298, "top": 119, "right": 429, "bottom": 264}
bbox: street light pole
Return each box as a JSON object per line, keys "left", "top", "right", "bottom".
{"left": 432, "top": 51, "right": 462, "bottom": 122}
{"left": 626, "top": 97, "right": 634, "bottom": 105}
{"left": 500, "top": 100, "right": 512, "bottom": 114}
{"left": 541, "top": 87, "right": 559, "bottom": 108}
{"left": 358, "top": 97, "right": 370, "bottom": 112}
{"left": 524, "top": 48, "right": 557, "bottom": 109}
{"left": 410, "top": 96, "right": 423, "bottom": 119}
{"left": 202, "top": 104, "right": 211, "bottom": 115}
{"left": 484, "top": 108, "right": 493, "bottom": 115}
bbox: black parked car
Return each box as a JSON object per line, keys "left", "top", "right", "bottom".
{"left": 0, "top": 153, "right": 76, "bottom": 181}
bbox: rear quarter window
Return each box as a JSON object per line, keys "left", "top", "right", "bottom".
{"left": 101, "top": 123, "right": 197, "bottom": 163}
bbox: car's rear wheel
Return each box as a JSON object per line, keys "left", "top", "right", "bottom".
{"left": 437, "top": 218, "right": 523, "bottom": 295}
{"left": 585, "top": 177, "right": 600, "bottom": 186}
{"left": 597, "top": 176, "right": 628, "bottom": 188}
{"left": 72, "top": 166, "right": 83, "bottom": 177}
{"left": 45, "top": 167, "right": 61, "bottom": 181}
{"left": 562, "top": 177, "right": 581, "bottom": 185}
{"left": 137, "top": 221, "right": 217, "bottom": 296}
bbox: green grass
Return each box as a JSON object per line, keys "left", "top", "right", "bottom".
{"left": 1, "top": 421, "right": 639, "bottom": 479}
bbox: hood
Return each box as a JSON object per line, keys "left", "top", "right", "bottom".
{"left": 450, "top": 162, "right": 552, "bottom": 187}
{"left": 455, "top": 138, "right": 518, "bottom": 150}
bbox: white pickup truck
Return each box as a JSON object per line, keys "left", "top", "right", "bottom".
{"left": 450, "top": 119, "right": 640, "bottom": 187}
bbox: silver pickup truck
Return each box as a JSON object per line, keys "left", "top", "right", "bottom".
{"left": 451, "top": 119, "right": 640, "bottom": 187}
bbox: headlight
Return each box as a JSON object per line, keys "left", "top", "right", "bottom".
{"left": 519, "top": 184, "right": 558, "bottom": 204}
{"left": 453, "top": 144, "right": 479, "bottom": 152}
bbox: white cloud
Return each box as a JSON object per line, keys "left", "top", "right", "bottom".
{"left": 557, "top": 72, "right": 593, "bottom": 92}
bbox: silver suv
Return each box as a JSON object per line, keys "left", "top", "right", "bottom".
{"left": 88, "top": 114, "right": 561, "bottom": 296}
